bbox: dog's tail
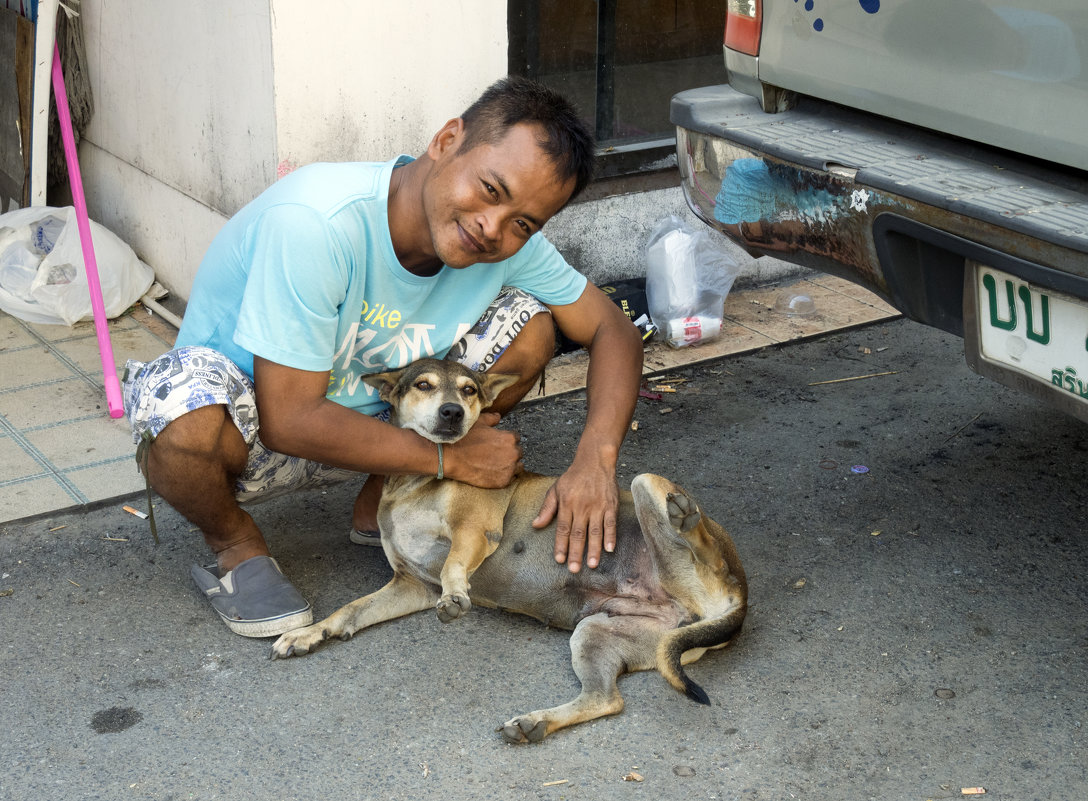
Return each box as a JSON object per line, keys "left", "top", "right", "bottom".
{"left": 655, "top": 605, "right": 746, "bottom": 705}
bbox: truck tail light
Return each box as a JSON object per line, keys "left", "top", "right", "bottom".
{"left": 725, "top": 0, "right": 762, "bottom": 57}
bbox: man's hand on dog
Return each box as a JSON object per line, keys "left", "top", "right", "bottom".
{"left": 533, "top": 456, "right": 619, "bottom": 573}
{"left": 444, "top": 412, "right": 524, "bottom": 487}
{"left": 443, "top": 407, "right": 622, "bottom": 573}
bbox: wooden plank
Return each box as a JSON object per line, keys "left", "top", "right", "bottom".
{"left": 0, "top": 8, "right": 34, "bottom": 210}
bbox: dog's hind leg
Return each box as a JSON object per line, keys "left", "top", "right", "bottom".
{"left": 270, "top": 575, "right": 438, "bottom": 659}
{"left": 499, "top": 612, "right": 664, "bottom": 743}
{"left": 631, "top": 473, "right": 747, "bottom": 595}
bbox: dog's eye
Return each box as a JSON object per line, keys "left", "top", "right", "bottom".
{"left": 461, "top": 385, "right": 478, "bottom": 397}
{"left": 415, "top": 380, "right": 432, "bottom": 391}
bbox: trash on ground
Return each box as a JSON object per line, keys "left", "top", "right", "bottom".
{"left": 809, "top": 371, "right": 899, "bottom": 386}
{"left": 644, "top": 214, "right": 739, "bottom": 349}
{"left": 945, "top": 413, "right": 983, "bottom": 443}
{"left": 773, "top": 289, "right": 816, "bottom": 316}
{"left": 631, "top": 313, "right": 657, "bottom": 343}
{"left": 0, "top": 205, "right": 154, "bottom": 326}
{"left": 123, "top": 505, "right": 148, "bottom": 519}
{"left": 560, "top": 277, "right": 656, "bottom": 351}
{"left": 665, "top": 315, "right": 722, "bottom": 347}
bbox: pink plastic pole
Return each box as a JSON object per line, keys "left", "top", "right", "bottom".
{"left": 51, "top": 46, "right": 124, "bottom": 418}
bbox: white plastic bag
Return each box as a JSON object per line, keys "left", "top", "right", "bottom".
{"left": 644, "top": 214, "right": 739, "bottom": 348}
{"left": 0, "top": 206, "right": 155, "bottom": 326}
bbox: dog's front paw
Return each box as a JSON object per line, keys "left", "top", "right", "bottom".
{"left": 499, "top": 714, "right": 548, "bottom": 744}
{"left": 436, "top": 592, "right": 471, "bottom": 623}
{"left": 269, "top": 624, "right": 330, "bottom": 660}
{"left": 666, "top": 489, "right": 701, "bottom": 533}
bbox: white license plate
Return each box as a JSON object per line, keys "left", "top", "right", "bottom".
{"left": 973, "top": 264, "right": 1088, "bottom": 409}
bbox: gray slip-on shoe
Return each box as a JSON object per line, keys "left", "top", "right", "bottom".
{"left": 190, "top": 556, "right": 312, "bottom": 638}
{"left": 348, "top": 528, "right": 382, "bottom": 546}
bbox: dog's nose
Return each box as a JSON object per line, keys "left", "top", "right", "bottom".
{"left": 438, "top": 403, "right": 464, "bottom": 426}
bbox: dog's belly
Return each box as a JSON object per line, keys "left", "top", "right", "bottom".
{"left": 380, "top": 474, "right": 701, "bottom": 632}
{"left": 468, "top": 495, "right": 688, "bottom": 631}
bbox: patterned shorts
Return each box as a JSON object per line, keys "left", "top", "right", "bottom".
{"left": 123, "top": 287, "right": 548, "bottom": 503}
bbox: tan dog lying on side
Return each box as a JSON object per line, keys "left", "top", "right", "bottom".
{"left": 270, "top": 358, "right": 748, "bottom": 743}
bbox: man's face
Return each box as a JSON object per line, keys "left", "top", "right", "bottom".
{"left": 423, "top": 122, "right": 577, "bottom": 269}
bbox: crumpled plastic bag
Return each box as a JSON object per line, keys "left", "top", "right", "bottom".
{"left": 0, "top": 206, "right": 155, "bottom": 326}
{"left": 644, "top": 214, "right": 739, "bottom": 348}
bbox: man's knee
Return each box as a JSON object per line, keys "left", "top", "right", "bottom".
{"left": 504, "top": 312, "right": 556, "bottom": 372}
{"left": 487, "top": 313, "right": 556, "bottom": 414}
{"left": 150, "top": 405, "right": 249, "bottom": 475}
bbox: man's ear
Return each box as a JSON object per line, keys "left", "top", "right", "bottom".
{"left": 362, "top": 369, "right": 403, "bottom": 403}
{"left": 480, "top": 371, "right": 521, "bottom": 406}
{"left": 427, "top": 117, "right": 465, "bottom": 161}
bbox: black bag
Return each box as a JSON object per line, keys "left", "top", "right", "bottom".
{"left": 556, "top": 277, "right": 657, "bottom": 353}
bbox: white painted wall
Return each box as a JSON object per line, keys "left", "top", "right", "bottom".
{"left": 82, "top": 0, "right": 276, "bottom": 211}
{"left": 269, "top": 1, "right": 508, "bottom": 173}
{"left": 74, "top": 0, "right": 777, "bottom": 303}
{"left": 79, "top": 0, "right": 275, "bottom": 296}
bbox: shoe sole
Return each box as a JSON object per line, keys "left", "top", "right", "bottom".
{"left": 349, "top": 528, "right": 382, "bottom": 546}
{"left": 218, "top": 607, "right": 313, "bottom": 638}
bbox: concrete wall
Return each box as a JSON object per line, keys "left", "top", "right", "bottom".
{"left": 75, "top": 0, "right": 776, "bottom": 304}
{"left": 79, "top": 0, "right": 275, "bottom": 297}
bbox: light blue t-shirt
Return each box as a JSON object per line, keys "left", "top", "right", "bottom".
{"left": 176, "top": 157, "right": 587, "bottom": 416}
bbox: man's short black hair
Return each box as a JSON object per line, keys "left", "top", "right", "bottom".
{"left": 459, "top": 76, "right": 595, "bottom": 201}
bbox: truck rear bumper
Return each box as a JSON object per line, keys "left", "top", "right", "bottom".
{"left": 672, "top": 86, "right": 1088, "bottom": 327}
{"left": 672, "top": 85, "right": 1088, "bottom": 420}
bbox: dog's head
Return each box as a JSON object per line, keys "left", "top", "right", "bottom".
{"left": 363, "top": 359, "right": 519, "bottom": 443}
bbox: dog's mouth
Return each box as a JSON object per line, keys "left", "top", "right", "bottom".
{"left": 407, "top": 420, "right": 467, "bottom": 445}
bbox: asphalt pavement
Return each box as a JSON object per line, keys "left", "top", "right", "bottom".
{"left": 2, "top": 317, "right": 1086, "bottom": 801}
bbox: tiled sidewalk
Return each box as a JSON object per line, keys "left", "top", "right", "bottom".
{"left": 0, "top": 274, "right": 898, "bottom": 525}
{"left": 0, "top": 307, "right": 176, "bottom": 523}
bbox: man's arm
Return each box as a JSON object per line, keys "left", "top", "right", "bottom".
{"left": 252, "top": 356, "right": 523, "bottom": 488}
{"left": 534, "top": 283, "right": 644, "bottom": 572}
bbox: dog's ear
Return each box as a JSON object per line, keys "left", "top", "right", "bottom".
{"left": 363, "top": 369, "right": 403, "bottom": 403}
{"left": 479, "top": 371, "right": 521, "bottom": 406}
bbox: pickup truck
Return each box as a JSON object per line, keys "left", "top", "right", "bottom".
{"left": 671, "top": 1, "right": 1088, "bottom": 422}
